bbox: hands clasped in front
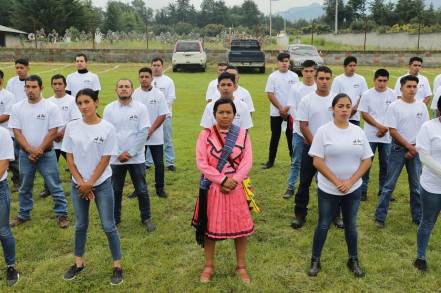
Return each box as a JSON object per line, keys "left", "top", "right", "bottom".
{"left": 221, "top": 177, "right": 238, "bottom": 194}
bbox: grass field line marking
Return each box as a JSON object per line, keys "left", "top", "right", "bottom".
{"left": 35, "top": 64, "right": 71, "bottom": 74}
{"left": 97, "top": 65, "right": 120, "bottom": 74}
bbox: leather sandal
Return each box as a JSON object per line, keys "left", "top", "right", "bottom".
{"left": 236, "top": 266, "right": 251, "bottom": 284}
{"left": 200, "top": 265, "right": 214, "bottom": 283}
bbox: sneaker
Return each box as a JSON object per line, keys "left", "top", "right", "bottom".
{"left": 291, "top": 215, "right": 306, "bottom": 229}
{"left": 261, "top": 162, "right": 274, "bottom": 170}
{"left": 167, "top": 165, "right": 176, "bottom": 172}
{"left": 283, "top": 189, "right": 294, "bottom": 199}
{"left": 414, "top": 258, "right": 427, "bottom": 272}
{"left": 11, "top": 184, "right": 20, "bottom": 193}
{"left": 333, "top": 217, "right": 344, "bottom": 229}
{"left": 156, "top": 189, "right": 168, "bottom": 198}
{"left": 6, "top": 267, "right": 19, "bottom": 287}
{"left": 143, "top": 219, "right": 156, "bottom": 232}
{"left": 64, "top": 264, "right": 84, "bottom": 280}
{"left": 128, "top": 192, "right": 137, "bottom": 199}
{"left": 375, "top": 220, "right": 385, "bottom": 229}
{"left": 39, "top": 190, "right": 51, "bottom": 198}
{"left": 145, "top": 165, "right": 151, "bottom": 170}
{"left": 10, "top": 217, "right": 29, "bottom": 227}
{"left": 111, "top": 267, "right": 123, "bottom": 285}
{"left": 57, "top": 216, "right": 70, "bottom": 229}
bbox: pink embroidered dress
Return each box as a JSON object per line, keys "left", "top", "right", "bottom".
{"left": 192, "top": 126, "right": 254, "bottom": 239}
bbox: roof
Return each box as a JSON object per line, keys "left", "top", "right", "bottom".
{"left": 0, "top": 25, "right": 27, "bottom": 34}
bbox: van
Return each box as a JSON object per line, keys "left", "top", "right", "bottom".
{"left": 172, "top": 40, "right": 207, "bottom": 72}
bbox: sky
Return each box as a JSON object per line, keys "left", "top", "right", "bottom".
{"left": 92, "top": 0, "right": 322, "bottom": 14}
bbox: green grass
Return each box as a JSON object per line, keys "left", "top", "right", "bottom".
{"left": 0, "top": 62, "right": 441, "bottom": 292}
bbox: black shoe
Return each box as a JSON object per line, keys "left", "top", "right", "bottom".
{"left": 39, "top": 190, "right": 51, "bottom": 198}
{"left": 167, "top": 165, "right": 176, "bottom": 172}
{"left": 283, "top": 189, "right": 294, "bottom": 199}
{"left": 6, "top": 266, "right": 19, "bottom": 287}
{"left": 347, "top": 257, "right": 365, "bottom": 277}
{"left": 361, "top": 193, "right": 367, "bottom": 201}
{"left": 375, "top": 220, "right": 385, "bottom": 229}
{"left": 390, "top": 195, "right": 396, "bottom": 202}
{"left": 145, "top": 165, "right": 151, "bottom": 170}
{"left": 291, "top": 215, "right": 306, "bottom": 229}
{"left": 262, "top": 162, "right": 274, "bottom": 170}
{"left": 128, "top": 192, "right": 137, "bottom": 199}
{"left": 333, "top": 217, "right": 344, "bottom": 229}
{"left": 143, "top": 219, "right": 156, "bottom": 232}
{"left": 12, "top": 184, "right": 20, "bottom": 193}
{"left": 308, "top": 257, "right": 321, "bottom": 277}
{"left": 413, "top": 219, "right": 421, "bottom": 226}
{"left": 64, "top": 264, "right": 84, "bottom": 280}
{"left": 156, "top": 189, "right": 168, "bottom": 198}
{"left": 414, "top": 258, "right": 427, "bottom": 272}
{"left": 111, "top": 267, "right": 123, "bottom": 285}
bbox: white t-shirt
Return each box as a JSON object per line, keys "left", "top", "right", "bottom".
{"left": 430, "top": 86, "right": 441, "bottom": 110}
{"left": 358, "top": 88, "right": 397, "bottom": 143}
{"left": 0, "top": 127, "right": 14, "bottom": 182}
{"left": 296, "top": 91, "right": 334, "bottom": 137}
{"left": 66, "top": 71, "right": 101, "bottom": 98}
{"left": 47, "top": 94, "right": 82, "bottom": 149}
{"left": 133, "top": 87, "right": 170, "bottom": 145}
{"left": 385, "top": 99, "right": 429, "bottom": 144}
{"left": 62, "top": 119, "right": 118, "bottom": 186}
{"left": 9, "top": 99, "right": 63, "bottom": 148}
{"left": 433, "top": 74, "right": 441, "bottom": 96}
{"left": 210, "top": 85, "right": 255, "bottom": 113}
{"left": 205, "top": 79, "right": 218, "bottom": 101}
{"left": 265, "top": 70, "right": 299, "bottom": 116}
{"left": 287, "top": 82, "right": 317, "bottom": 136}
{"left": 103, "top": 99, "right": 151, "bottom": 164}
{"left": 417, "top": 119, "right": 441, "bottom": 194}
{"left": 394, "top": 73, "right": 432, "bottom": 102}
{"left": 153, "top": 75, "right": 176, "bottom": 116}
{"left": 6, "top": 76, "right": 26, "bottom": 103}
{"left": 331, "top": 73, "right": 368, "bottom": 121}
{"left": 309, "top": 121, "right": 373, "bottom": 195}
{"left": 200, "top": 98, "right": 253, "bottom": 130}
{"left": 0, "top": 89, "right": 16, "bottom": 136}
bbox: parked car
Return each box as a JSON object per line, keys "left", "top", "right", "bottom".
{"left": 227, "top": 39, "right": 266, "bottom": 73}
{"left": 287, "top": 44, "right": 324, "bottom": 75}
{"left": 172, "top": 40, "right": 207, "bottom": 72}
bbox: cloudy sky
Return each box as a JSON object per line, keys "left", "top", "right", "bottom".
{"left": 92, "top": 0, "right": 322, "bottom": 13}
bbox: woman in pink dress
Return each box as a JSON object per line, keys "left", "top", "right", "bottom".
{"left": 192, "top": 98, "right": 254, "bottom": 284}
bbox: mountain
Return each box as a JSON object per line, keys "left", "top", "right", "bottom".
{"left": 277, "top": 2, "right": 324, "bottom": 22}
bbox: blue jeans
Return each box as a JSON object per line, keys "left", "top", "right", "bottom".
{"left": 146, "top": 117, "right": 175, "bottom": 167}
{"left": 361, "top": 142, "right": 391, "bottom": 196}
{"left": 287, "top": 133, "right": 304, "bottom": 190}
{"left": 18, "top": 150, "right": 68, "bottom": 220}
{"left": 111, "top": 163, "right": 151, "bottom": 223}
{"left": 417, "top": 188, "right": 441, "bottom": 259}
{"left": 375, "top": 141, "right": 422, "bottom": 224}
{"left": 0, "top": 181, "right": 16, "bottom": 266}
{"left": 312, "top": 188, "right": 361, "bottom": 258}
{"left": 71, "top": 178, "right": 122, "bottom": 260}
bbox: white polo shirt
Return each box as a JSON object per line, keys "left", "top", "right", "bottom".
{"left": 265, "top": 70, "right": 299, "bottom": 116}
{"left": 9, "top": 98, "right": 63, "bottom": 148}
{"left": 153, "top": 75, "right": 176, "bottom": 116}
{"left": 287, "top": 82, "right": 317, "bottom": 136}
{"left": 66, "top": 71, "right": 101, "bottom": 97}
{"left": 309, "top": 121, "right": 373, "bottom": 195}
{"left": 47, "top": 94, "right": 82, "bottom": 149}
{"left": 0, "top": 127, "right": 14, "bottom": 182}
{"left": 210, "top": 85, "right": 255, "bottom": 113}
{"left": 62, "top": 119, "right": 118, "bottom": 186}
{"left": 133, "top": 87, "right": 170, "bottom": 145}
{"left": 103, "top": 99, "right": 151, "bottom": 164}
{"left": 205, "top": 79, "right": 218, "bottom": 101}
{"left": 358, "top": 88, "right": 397, "bottom": 143}
{"left": 385, "top": 99, "right": 429, "bottom": 145}
{"left": 200, "top": 97, "right": 253, "bottom": 130}
{"left": 430, "top": 86, "right": 441, "bottom": 111}
{"left": 330, "top": 73, "right": 368, "bottom": 121}
{"left": 296, "top": 91, "right": 334, "bottom": 137}
{"left": 433, "top": 74, "right": 441, "bottom": 94}
{"left": 0, "top": 89, "right": 16, "bottom": 136}
{"left": 6, "top": 76, "right": 26, "bottom": 102}
{"left": 394, "top": 73, "right": 432, "bottom": 102}
{"left": 416, "top": 119, "right": 441, "bottom": 194}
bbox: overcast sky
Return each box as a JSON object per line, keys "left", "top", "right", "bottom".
{"left": 92, "top": 0, "right": 322, "bottom": 14}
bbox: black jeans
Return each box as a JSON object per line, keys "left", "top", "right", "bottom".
{"left": 145, "top": 145, "right": 164, "bottom": 190}
{"left": 267, "top": 116, "right": 292, "bottom": 164}
{"left": 9, "top": 139, "right": 20, "bottom": 186}
{"left": 111, "top": 163, "right": 151, "bottom": 224}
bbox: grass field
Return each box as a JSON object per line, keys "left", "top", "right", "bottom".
{"left": 1, "top": 62, "right": 441, "bottom": 292}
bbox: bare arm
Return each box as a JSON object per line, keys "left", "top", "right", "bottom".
{"left": 38, "top": 128, "right": 58, "bottom": 151}
{"left": 66, "top": 153, "right": 84, "bottom": 184}
{"left": 87, "top": 156, "right": 111, "bottom": 186}
{"left": 148, "top": 115, "right": 166, "bottom": 139}
{"left": 313, "top": 157, "right": 341, "bottom": 186}
{"left": 0, "top": 114, "right": 9, "bottom": 124}
{"left": 0, "top": 160, "right": 9, "bottom": 180}
{"left": 12, "top": 129, "right": 33, "bottom": 153}
{"left": 390, "top": 128, "right": 417, "bottom": 158}
{"left": 300, "top": 121, "right": 314, "bottom": 145}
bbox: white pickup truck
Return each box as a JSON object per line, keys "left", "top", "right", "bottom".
{"left": 172, "top": 40, "right": 207, "bottom": 72}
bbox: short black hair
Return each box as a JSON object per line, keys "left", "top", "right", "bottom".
{"left": 75, "top": 53, "right": 88, "bottom": 62}
{"left": 218, "top": 72, "right": 236, "bottom": 84}
{"left": 138, "top": 67, "right": 152, "bottom": 75}
{"left": 25, "top": 75, "right": 43, "bottom": 87}
{"left": 151, "top": 57, "right": 164, "bottom": 65}
{"left": 213, "top": 98, "right": 237, "bottom": 116}
{"left": 409, "top": 56, "right": 423, "bottom": 65}
{"left": 344, "top": 56, "right": 357, "bottom": 67}
{"left": 301, "top": 60, "right": 317, "bottom": 68}
{"left": 15, "top": 58, "right": 29, "bottom": 66}
{"left": 437, "top": 96, "right": 441, "bottom": 112}
{"left": 51, "top": 74, "right": 66, "bottom": 85}
{"left": 0, "top": 70, "right": 3, "bottom": 79}
{"left": 225, "top": 65, "right": 239, "bottom": 72}
{"left": 374, "top": 69, "right": 389, "bottom": 80}
{"left": 400, "top": 74, "right": 419, "bottom": 86}
{"left": 332, "top": 93, "right": 352, "bottom": 107}
{"left": 277, "top": 52, "right": 290, "bottom": 61}
{"left": 217, "top": 62, "right": 228, "bottom": 67}
{"left": 316, "top": 66, "right": 332, "bottom": 76}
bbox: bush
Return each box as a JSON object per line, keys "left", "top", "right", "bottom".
{"left": 174, "top": 22, "right": 194, "bottom": 35}
{"left": 202, "top": 24, "right": 225, "bottom": 37}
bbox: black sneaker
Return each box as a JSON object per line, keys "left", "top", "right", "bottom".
{"left": 145, "top": 165, "right": 152, "bottom": 170}
{"left": 143, "top": 219, "right": 156, "bottom": 232}
{"left": 39, "top": 190, "right": 51, "bottom": 198}
{"left": 111, "top": 267, "right": 123, "bottom": 285}
{"left": 262, "top": 162, "right": 274, "bottom": 170}
{"left": 375, "top": 220, "right": 385, "bottom": 229}
{"left": 6, "top": 267, "right": 19, "bottom": 287}
{"left": 156, "top": 189, "right": 168, "bottom": 198}
{"left": 128, "top": 192, "right": 137, "bottom": 199}
{"left": 167, "top": 165, "right": 176, "bottom": 172}
{"left": 414, "top": 258, "right": 427, "bottom": 272}
{"left": 64, "top": 264, "right": 84, "bottom": 280}
{"left": 283, "top": 189, "right": 294, "bottom": 199}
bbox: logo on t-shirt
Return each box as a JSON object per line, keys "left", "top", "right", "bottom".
{"left": 416, "top": 112, "right": 423, "bottom": 119}
{"left": 353, "top": 84, "right": 360, "bottom": 88}
{"left": 149, "top": 99, "right": 158, "bottom": 105}
{"left": 93, "top": 136, "right": 105, "bottom": 144}
{"left": 129, "top": 114, "right": 138, "bottom": 121}
{"left": 36, "top": 113, "right": 46, "bottom": 120}
{"left": 288, "top": 80, "right": 296, "bottom": 85}
{"left": 61, "top": 105, "right": 69, "bottom": 111}
{"left": 353, "top": 138, "right": 363, "bottom": 145}
{"left": 235, "top": 113, "right": 241, "bottom": 121}
{"left": 386, "top": 100, "right": 392, "bottom": 105}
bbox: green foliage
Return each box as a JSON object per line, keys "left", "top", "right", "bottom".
{"left": 202, "top": 24, "right": 225, "bottom": 37}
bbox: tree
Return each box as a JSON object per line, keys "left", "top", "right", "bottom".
{"left": 199, "top": 0, "right": 229, "bottom": 27}
{"left": 394, "top": 0, "right": 425, "bottom": 24}
{"left": 370, "top": 0, "right": 396, "bottom": 26}
{"left": 0, "top": 0, "right": 14, "bottom": 27}
{"left": 240, "top": 0, "right": 261, "bottom": 29}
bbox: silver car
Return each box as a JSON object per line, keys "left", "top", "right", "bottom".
{"left": 288, "top": 44, "right": 324, "bottom": 75}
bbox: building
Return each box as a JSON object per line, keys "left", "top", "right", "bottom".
{"left": 0, "top": 25, "right": 27, "bottom": 47}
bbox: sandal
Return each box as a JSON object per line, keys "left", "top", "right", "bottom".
{"left": 200, "top": 265, "right": 214, "bottom": 283}
{"left": 236, "top": 266, "right": 251, "bottom": 284}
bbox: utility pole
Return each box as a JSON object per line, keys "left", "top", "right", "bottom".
{"left": 269, "top": 0, "right": 272, "bottom": 37}
{"left": 335, "top": 0, "right": 339, "bottom": 34}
